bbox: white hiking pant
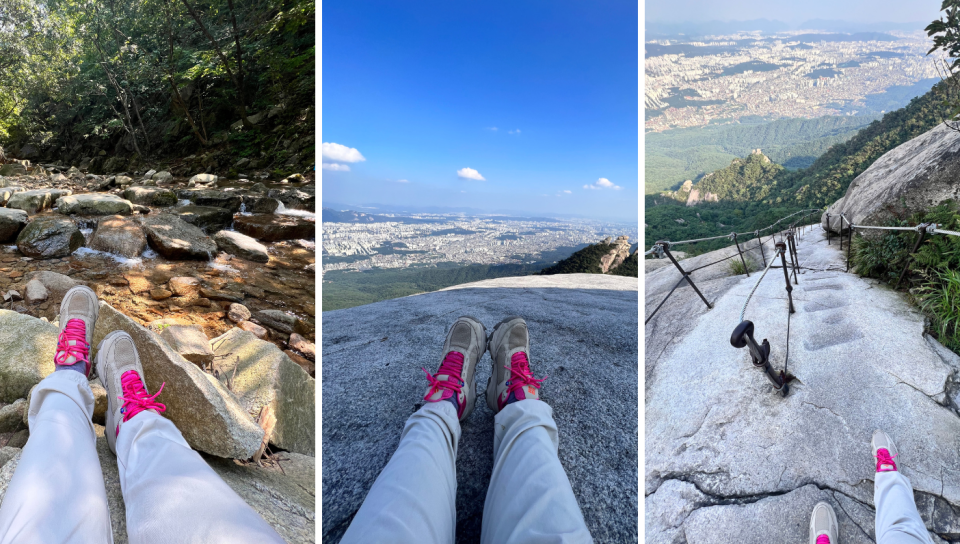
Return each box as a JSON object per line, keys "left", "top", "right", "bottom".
{"left": 875, "top": 470, "right": 934, "bottom": 544}
{"left": 341, "top": 398, "right": 593, "bottom": 544}
{"left": 0, "top": 370, "right": 285, "bottom": 544}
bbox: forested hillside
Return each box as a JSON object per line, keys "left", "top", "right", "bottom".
{"left": 0, "top": 0, "right": 314, "bottom": 176}
{"left": 645, "top": 81, "right": 953, "bottom": 254}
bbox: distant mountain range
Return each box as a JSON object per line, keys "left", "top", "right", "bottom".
{"left": 646, "top": 19, "right": 929, "bottom": 38}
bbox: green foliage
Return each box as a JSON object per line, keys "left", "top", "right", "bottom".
{"left": 729, "top": 257, "right": 755, "bottom": 276}
{"left": 610, "top": 252, "right": 639, "bottom": 277}
{"left": 850, "top": 224, "right": 911, "bottom": 282}
{"left": 538, "top": 243, "right": 614, "bottom": 275}
{"left": 918, "top": 268, "right": 960, "bottom": 352}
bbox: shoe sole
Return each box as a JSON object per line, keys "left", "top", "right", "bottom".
{"left": 485, "top": 316, "right": 525, "bottom": 413}
{"left": 451, "top": 316, "right": 486, "bottom": 421}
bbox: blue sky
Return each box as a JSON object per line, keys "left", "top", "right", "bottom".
{"left": 321, "top": 0, "right": 639, "bottom": 223}
{"left": 645, "top": 0, "right": 940, "bottom": 25}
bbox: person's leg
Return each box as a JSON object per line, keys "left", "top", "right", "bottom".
{"left": 0, "top": 372, "right": 113, "bottom": 544}
{"left": 872, "top": 430, "right": 932, "bottom": 544}
{"left": 341, "top": 316, "right": 488, "bottom": 544}
{"left": 0, "top": 285, "right": 113, "bottom": 543}
{"left": 481, "top": 317, "right": 591, "bottom": 544}
{"left": 96, "top": 330, "right": 284, "bottom": 544}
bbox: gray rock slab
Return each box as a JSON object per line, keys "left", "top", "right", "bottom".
{"left": 0, "top": 187, "right": 26, "bottom": 207}
{"left": 0, "top": 311, "right": 57, "bottom": 402}
{"left": 0, "top": 208, "right": 28, "bottom": 242}
{"left": 214, "top": 230, "right": 269, "bottom": 263}
{"left": 56, "top": 193, "right": 134, "bottom": 216}
{"left": 645, "top": 225, "right": 960, "bottom": 537}
{"left": 26, "top": 270, "right": 79, "bottom": 300}
{"left": 16, "top": 216, "right": 84, "bottom": 258}
{"left": 322, "top": 274, "right": 638, "bottom": 543}
{"left": 138, "top": 214, "right": 217, "bottom": 260}
{"left": 7, "top": 188, "right": 72, "bottom": 215}
{"left": 88, "top": 215, "right": 146, "bottom": 259}
{"left": 159, "top": 324, "right": 215, "bottom": 367}
{"left": 123, "top": 186, "right": 177, "bottom": 207}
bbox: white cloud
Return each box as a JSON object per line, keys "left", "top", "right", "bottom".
{"left": 322, "top": 142, "right": 366, "bottom": 163}
{"left": 563, "top": 190, "right": 572, "bottom": 194}
{"left": 508, "top": 129, "right": 521, "bottom": 135}
{"left": 322, "top": 163, "right": 350, "bottom": 171}
{"left": 396, "top": 179, "right": 409, "bottom": 183}
{"left": 457, "top": 167, "right": 486, "bottom": 181}
{"left": 584, "top": 177, "right": 621, "bottom": 190}
{"left": 487, "top": 127, "right": 498, "bottom": 131}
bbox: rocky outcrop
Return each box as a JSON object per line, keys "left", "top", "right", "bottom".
{"left": 686, "top": 187, "right": 719, "bottom": 206}
{"left": 138, "top": 214, "right": 217, "bottom": 260}
{"left": 56, "top": 194, "right": 134, "bottom": 216}
{"left": 211, "top": 328, "right": 315, "bottom": 456}
{"left": 0, "top": 209, "right": 28, "bottom": 242}
{"left": 234, "top": 215, "right": 313, "bottom": 242}
{"left": 92, "top": 302, "right": 264, "bottom": 459}
{"left": 8, "top": 188, "right": 72, "bottom": 215}
{"left": 600, "top": 235, "right": 632, "bottom": 273}
{"left": 823, "top": 123, "right": 960, "bottom": 233}
{"left": 16, "top": 216, "right": 85, "bottom": 258}
{"left": 322, "top": 274, "right": 638, "bottom": 542}
{"left": 159, "top": 324, "right": 215, "bottom": 366}
{"left": 214, "top": 230, "right": 269, "bottom": 263}
{"left": 88, "top": 215, "right": 146, "bottom": 258}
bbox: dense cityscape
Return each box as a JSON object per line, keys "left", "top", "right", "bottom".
{"left": 322, "top": 214, "right": 638, "bottom": 273}
{"left": 645, "top": 30, "right": 943, "bottom": 131}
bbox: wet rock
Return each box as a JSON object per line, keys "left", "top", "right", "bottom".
{"left": 114, "top": 175, "right": 133, "bottom": 188}
{"left": 25, "top": 271, "right": 79, "bottom": 300}
{"left": 0, "top": 187, "right": 26, "bottom": 207}
{"left": 174, "top": 205, "right": 233, "bottom": 234}
{"left": 159, "top": 325, "right": 215, "bottom": 367}
{"left": 138, "top": 214, "right": 217, "bottom": 260}
{"left": 211, "top": 328, "right": 315, "bottom": 456}
{"left": 185, "top": 190, "right": 242, "bottom": 213}
{"left": 24, "top": 280, "right": 47, "bottom": 303}
{"left": 188, "top": 173, "right": 218, "bottom": 186}
{"left": 152, "top": 171, "right": 173, "bottom": 184}
{"left": 255, "top": 310, "right": 298, "bottom": 334}
{"left": 56, "top": 194, "right": 134, "bottom": 216}
{"left": 0, "top": 209, "right": 28, "bottom": 242}
{"left": 199, "top": 288, "right": 243, "bottom": 304}
{"left": 123, "top": 186, "right": 177, "bottom": 207}
{"left": 288, "top": 334, "right": 315, "bottom": 361}
{"left": 0, "top": 165, "right": 26, "bottom": 177}
{"left": 214, "top": 230, "right": 269, "bottom": 263}
{"left": 169, "top": 277, "right": 201, "bottom": 297}
{"left": 8, "top": 188, "right": 72, "bottom": 215}
{"left": 246, "top": 197, "right": 279, "bottom": 214}
{"left": 250, "top": 182, "right": 267, "bottom": 194}
{"left": 0, "top": 311, "right": 57, "bottom": 402}
{"left": 284, "top": 350, "right": 314, "bottom": 376}
{"left": 16, "top": 217, "right": 85, "bottom": 259}
{"left": 234, "top": 215, "right": 314, "bottom": 242}
{"left": 267, "top": 188, "right": 315, "bottom": 211}
{"left": 228, "top": 303, "right": 251, "bottom": 323}
{"left": 87, "top": 215, "right": 146, "bottom": 259}
{"left": 91, "top": 302, "right": 263, "bottom": 458}
{"left": 0, "top": 399, "right": 25, "bottom": 433}
{"left": 238, "top": 320, "right": 267, "bottom": 339}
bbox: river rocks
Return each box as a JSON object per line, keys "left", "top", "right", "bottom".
{"left": 159, "top": 325, "right": 215, "bottom": 366}
{"left": 245, "top": 197, "right": 279, "bottom": 214}
{"left": 823, "top": 123, "right": 960, "bottom": 233}
{"left": 214, "top": 230, "right": 269, "bottom": 263}
{"left": 114, "top": 176, "right": 133, "bottom": 188}
{"left": 288, "top": 334, "right": 315, "bottom": 361}
{"left": 91, "top": 302, "right": 263, "bottom": 458}
{"left": 87, "top": 215, "right": 146, "bottom": 259}
{"left": 0, "top": 208, "right": 28, "bottom": 242}
{"left": 210, "top": 328, "right": 315, "bottom": 456}
{"left": 16, "top": 216, "right": 85, "bottom": 259}
{"left": 228, "top": 303, "right": 251, "bottom": 323}
{"left": 150, "top": 289, "right": 172, "bottom": 300}
{"left": 238, "top": 320, "right": 268, "bottom": 339}
{"left": 169, "top": 276, "right": 200, "bottom": 296}
{"left": 234, "top": 215, "right": 314, "bottom": 242}
{"left": 0, "top": 187, "right": 25, "bottom": 207}
{"left": 152, "top": 171, "right": 173, "bottom": 184}
{"left": 188, "top": 174, "right": 218, "bottom": 187}
{"left": 123, "top": 186, "right": 177, "bottom": 207}
{"left": 174, "top": 205, "right": 233, "bottom": 233}
{"left": 8, "top": 188, "right": 72, "bottom": 215}
{"left": 56, "top": 193, "right": 134, "bottom": 216}
{"left": 138, "top": 214, "right": 217, "bottom": 260}
{"left": 267, "top": 188, "right": 314, "bottom": 211}
{"left": 0, "top": 165, "right": 26, "bottom": 177}
{"left": 185, "top": 190, "right": 242, "bottom": 213}
{"left": 0, "top": 311, "right": 57, "bottom": 402}
{"left": 24, "top": 271, "right": 78, "bottom": 300}
{"left": 255, "top": 309, "right": 298, "bottom": 334}
{"left": 24, "top": 280, "right": 47, "bottom": 304}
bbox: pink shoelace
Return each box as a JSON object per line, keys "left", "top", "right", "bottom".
{"left": 55, "top": 319, "right": 91, "bottom": 375}
{"left": 116, "top": 370, "right": 166, "bottom": 436}
{"left": 500, "top": 352, "right": 546, "bottom": 410}
{"left": 816, "top": 535, "right": 830, "bottom": 544}
{"left": 422, "top": 352, "right": 465, "bottom": 414}
{"left": 875, "top": 448, "right": 898, "bottom": 472}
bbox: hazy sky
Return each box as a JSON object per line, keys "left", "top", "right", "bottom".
{"left": 322, "top": 0, "right": 638, "bottom": 222}
{"left": 645, "top": 0, "right": 942, "bottom": 26}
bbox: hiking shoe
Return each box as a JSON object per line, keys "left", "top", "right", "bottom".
{"left": 872, "top": 430, "right": 899, "bottom": 472}
{"left": 486, "top": 316, "right": 547, "bottom": 414}
{"left": 422, "top": 316, "right": 486, "bottom": 422}
{"left": 96, "top": 331, "right": 166, "bottom": 454}
{"left": 55, "top": 286, "right": 99, "bottom": 376}
{"left": 809, "top": 502, "right": 838, "bottom": 544}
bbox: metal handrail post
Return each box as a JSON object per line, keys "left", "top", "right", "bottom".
{"left": 777, "top": 242, "right": 796, "bottom": 313}
{"left": 733, "top": 232, "right": 749, "bottom": 277}
{"left": 826, "top": 213, "right": 830, "bottom": 245}
{"left": 894, "top": 224, "right": 927, "bottom": 290}
{"left": 661, "top": 241, "right": 713, "bottom": 309}
{"left": 756, "top": 230, "right": 766, "bottom": 267}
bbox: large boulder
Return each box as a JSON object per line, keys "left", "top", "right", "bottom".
{"left": 0, "top": 311, "right": 57, "bottom": 402}
{"left": 0, "top": 165, "right": 26, "bottom": 177}
{"left": 188, "top": 173, "right": 218, "bottom": 186}
{"left": 25, "top": 271, "right": 79, "bottom": 300}
{"left": 234, "top": 215, "right": 314, "bottom": 242}
{"left": 123, "top": 186, "right": 177, "bottom": 207}
{"left": 56, "top": 193, "right": 134, "bottom": 216}
{"left": 214, "top": 230, "right": 269, "bottom": 263}
{"left": 159, "top": 325, "right": 215, "bottom": 367}
{"left": 268, "top": 188, "right": 315, "bottom": 211}
{"left": 0, "top": 187, "right": 25, "bottom": 206}
{"left": 16, "top": 217, "right": 85, "bottom": 258}
{"left": 88, "top": 215, "right": 146, "bottom": 259}
{"left": 8, "top": 189, "right": 72, "bottom": 215}
{"left": 184, "top": 190, "right": 242, "bottom": 213}
{"left": 0, "top": 208, "right": 28, "bottom": 242}
{"left": 823, "top": 123, "right": 960, "bottom": 233}
{"left": 152, "top": 171, "right": 174, "bottom": 184}
{"left": 211, "top": 328, "right": 315, "bottom": 456}
{"left": 138, "top": 214, "right": 217, "bottom": 260}
{"left": 91, "top": 302, "right": 264, "bottom": 458}
{"left": 322, "top": 274, "right": 638, "bottom": 542}
{"left": 174, "top": 205, "right": 233, "bottom": 234}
